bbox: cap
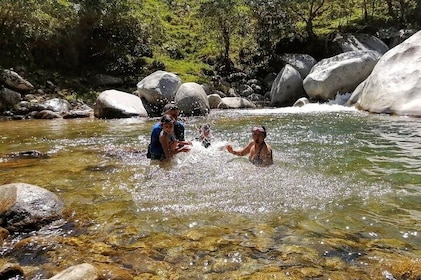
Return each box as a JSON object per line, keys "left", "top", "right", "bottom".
{"left": 162, "top": 103, "right": 179, "bottom": 114}
{"left": 252, "top": 126, "right": 266, "bottom": 136}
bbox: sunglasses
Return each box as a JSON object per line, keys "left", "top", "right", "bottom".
{"left": 252, "top": 126, "right": 265, "bottom": 133}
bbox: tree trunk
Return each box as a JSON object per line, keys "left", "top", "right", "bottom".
{"left": 385, "top": 0, "right": 398, "bottom": 22}
{"left": 415, "top": 0, "right": 421, "bottom": 27}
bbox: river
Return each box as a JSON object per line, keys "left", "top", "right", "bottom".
{"left": 1, "top": 104, "right": 420, "bottom": 279}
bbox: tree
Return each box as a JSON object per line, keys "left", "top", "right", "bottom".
{"left": 198, "top": 0, "right": 250, "bottom": 72}
{"left": 246, "top": 0, "right": 293, "bottom": 55}
{"left": 287, "top": 0, "right": 331, "bottom": 40}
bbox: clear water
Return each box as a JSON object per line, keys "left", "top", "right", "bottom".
{"left": 1, "top": 104, "right": 420, "bottom": 279}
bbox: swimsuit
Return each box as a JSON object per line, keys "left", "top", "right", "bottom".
{"left": 250, "top": 142, "right": 265, "bottom": 165}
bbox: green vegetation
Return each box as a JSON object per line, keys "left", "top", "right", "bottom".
{"left": 0, "top": 0, "right": 420, "bottom": 99}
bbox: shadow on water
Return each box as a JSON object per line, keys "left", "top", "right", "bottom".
{"left": 1, "top": 104, "right": 421, "bottom": 278}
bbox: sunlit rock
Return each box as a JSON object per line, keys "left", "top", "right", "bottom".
{"left": 303, "top": 50, "right": 380, "bottom": 101}
{"left": 136, "top": 71, "right": 181, "bottom": 114}
{"left": 355, "top": 30, "right": 421, "bottom": 116}
{"left": 47, "top": 263, "right": 98, "bottom": 280}
{"left": 208, "top": 93, "right": 224, "bottom": 109}
{"left": 2, "top": 69, "right": 34, "bottom": 91}
{"left": 332, "top": 33, "right": 389, "bottom": 54}
{"left": 94, "top": 89, "right": 147, "bottom": 119}
{"left": 270, "top": 64, "right": 306, "bottom": 107}
{"left": 280, "top": 53, "right": 317, "bottom": 79}
{"left": 175, "top": 82, "right": 209, "bottom": 116}
{"left": 0, "top": 183, "right": 64, "bottom": 232}
{"left": 43, "top": 98, "right": 71, "bottom": 113}
{"left": 293, "top": 97, "right": 310, "bottom": 107}
{"left": 219, "top": 97, "right": 256, "bottom": 109}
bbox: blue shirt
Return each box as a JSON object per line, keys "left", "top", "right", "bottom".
{"left": 149, "top": 120, "right": 185, "bottom": 160}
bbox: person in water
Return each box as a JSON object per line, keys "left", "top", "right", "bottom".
{"left": 147, "top": 103, "right": 188, "bottom": 160}
{"left": 197, "top": 124, "right": 211, "bottom": 148}
{"left": 159, "top": 114, "right": 192, "bottom": 161}
{"left": 226, "top": 126, "right": 273, "bottom": 166}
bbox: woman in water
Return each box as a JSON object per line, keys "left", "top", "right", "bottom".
{"left": 226, "top": 126, "right": 273, "bottom": 166}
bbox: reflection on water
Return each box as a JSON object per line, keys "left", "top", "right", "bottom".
{"left": 1, "top": 104, "right": 421, "bottom": 279}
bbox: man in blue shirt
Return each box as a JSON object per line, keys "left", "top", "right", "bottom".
{"left": 147, "top": 103, "right": 185, "bottom": 160}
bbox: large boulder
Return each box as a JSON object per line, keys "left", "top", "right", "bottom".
{"left": 280, "top": 53, "right": 317, "bottom": 79}
{"left": 333, "top": 33, "right": 389, "bottom": 54}
{"left": 175, "top": 82, "right": 209, "bottom": 116}
{"left": 94, "top": 90, "right": 147, "bottom": 119}
{"left": 208, "top": 94, "right": 224, "bottom": 109}
{"left": 0, "top": 87, "right": 21, "bottom": 113}
{"left": 219, "top": 97, "right": 256, "bottom": 109}
{"left": 136, "top": 71, "right": 181, "bottom": 114}
{"left": 270, "top": 64, "right": 306, "bottom": 107}
{"left": 43, "top": 98, "right": 71, "bottom": 114}
{"left": 0, "top": 183, "right": 64, "bottom": 232}
{"left": 303, "top": 50, "right": 380, "bottom": 101}
{"left": 2, "top": 69, "right": 34, "bottom": 92}
{"left": 355, "top": 31, "right": 421, "bottom": 116}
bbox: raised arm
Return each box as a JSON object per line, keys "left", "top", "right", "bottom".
{"left": 226, "top": 141, "right": 253, "bottom": 156}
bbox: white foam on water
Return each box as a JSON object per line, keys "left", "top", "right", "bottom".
{"left": 232, "top": 103, "right": 360, "bottom": 116}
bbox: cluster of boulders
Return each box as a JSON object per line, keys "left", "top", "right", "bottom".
{"left": 0, "top": 69, "right": 93, "bottom": 120}
{"left": 93, "top": 29, "right": 421, "bottom": 118}
{"left": 1, "top": 29, "right": 421, "bottom": 120}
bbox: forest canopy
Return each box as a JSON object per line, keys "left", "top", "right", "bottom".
{"left": 0, "top": 0, "right": 420, "bottom": 84}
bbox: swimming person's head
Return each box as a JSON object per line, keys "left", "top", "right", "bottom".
{"left": 200, "top": 124, "right": 211, "bottom": 138}
{"left": 252, "top": 126, "right": 266, "bottom": 143}
{"left": 162, "top": 102, "right": 180, "bottom": 120}
{"left": 161, "top": 114, "right": 175, "bottom": 134}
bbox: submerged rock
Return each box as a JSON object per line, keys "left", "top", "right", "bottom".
{"left": 0, "top": 183, "right": 64, "bottom": 232}
{"left": 47, "top": 263, "right": 98, "bottom": 280}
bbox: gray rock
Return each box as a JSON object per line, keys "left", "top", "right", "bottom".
{"left": 175, "top": 82, "right": 209, "bottom": 116}
{"left": 293, "top": 97, "right": 310, "bottom": 107}
{"left": 136, "top": 71, "right": 181, "bottom": 112}
{"left": 43, "top": 98, "right": 71, "bottom": 113}
{"left": 220, "top": 97, "right": 256, "bottom": 109}
{"left": 333, "top": 33, "right": 389, "bottom": 54}
{"left": 356, "top": 30, "right": 421, "bottom": 116}
{"left": 94, "top": 89, "right": 147, "bottom": 119}
{"left": 2, "top": 69, "right": 34, "bottom": 91}
{"left": 208, "top": 94, "right": 224, "bottom": 109}
{"left": 0, "top": 183, "right": 64, "bottom": 232}
{"left": 303, "top": 50, "right": 380, "bottom": 101}
{"left": 0, "top": 87, "right": 21, "bottom": 112}
{"left": 47, "top": 263, "right": 98, "bottom": 280}
{"left": 270, "top": 64, "right": 306, "bottom": 107}
{"left": 280, "top": 53, "right": 317, "bottom": 79}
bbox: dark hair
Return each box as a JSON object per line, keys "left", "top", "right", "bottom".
{"left": 160, "top": 114, "right": 174, "bottom": 123}
{"left": 261, "top": 126, "right": 267, "bottom": 137}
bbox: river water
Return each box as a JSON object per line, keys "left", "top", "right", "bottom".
{"left": 1, "top": 104, "right": 420, "bottom": 279}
